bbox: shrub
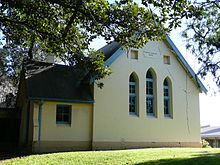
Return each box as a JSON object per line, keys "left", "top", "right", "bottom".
{"left": 201, "top": 139, "right": 211, "bottom": 148}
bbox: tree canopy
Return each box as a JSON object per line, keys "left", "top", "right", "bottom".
{"left": 0, "top": 0, "right": 195, "bottom": 86}
{"left": 2, "top": 0, "right": 219, "bottom": 92}
{"left": 182, "top": 0, "right": 220, "bottom": 88}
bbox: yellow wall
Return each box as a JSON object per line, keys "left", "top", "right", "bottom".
{"left": 32, "top": 101, "right": 93, "bottom": 152}
{"left": 93, "top": 41, "right": 201, "bottom": 147}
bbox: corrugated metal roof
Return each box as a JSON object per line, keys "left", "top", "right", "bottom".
{"left": 201, "top": 126, "right": 220, "bottom": 138}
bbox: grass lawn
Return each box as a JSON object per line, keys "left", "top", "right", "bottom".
{"left": 1, "top": 148, "right": 220, "bottom": 165}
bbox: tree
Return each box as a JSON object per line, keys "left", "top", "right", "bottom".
{"left": 0, "top": 47, "right": 21, "bottom": 101}
{"left": 182, "top": 0, "right": 220, "bottom": 88}
{"left": 0, "top": 0, "right": 194, "bottom": 86}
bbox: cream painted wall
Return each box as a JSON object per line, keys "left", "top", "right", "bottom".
{"left": 33, "top": 102, "right": 93, "bottom": 142}
{"left": 93, "top": 40, "right": 201, "bottom": 144}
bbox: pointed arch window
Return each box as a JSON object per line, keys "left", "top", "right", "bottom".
{"left": 129, "top": 73, "right": 138, "bottom": 115}
{"left": 164, "top": 78, "right": 171, "bottom": 117}
{"left": 146, "top": 70, "right": 155, "bottom": 116}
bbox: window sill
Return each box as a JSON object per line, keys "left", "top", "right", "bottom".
{"left": 164, "top": 114, "right": 172, "bottom": 119}
{"left": 129, "top": 112, "right": 138, "bottom": 117}
{"left": 147, "top": 113, "right": 156, "bottom": 118}
{"left": 56, "top": 122, "right": 71, "bottom": 127}
{"left": 56, "top": 124, "right": 71, "bottom": 127}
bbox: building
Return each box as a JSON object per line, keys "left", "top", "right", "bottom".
{"left": 201, "top": 125, "right": 220, "bottom": 148}
{"left": 17, "top": 36, "right": 207, "bottom": 153}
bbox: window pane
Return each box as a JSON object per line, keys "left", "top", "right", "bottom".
{"left": 129, "top": 104, "right": 135, "bottom": 113}
{"left": 129, "top": 74, "right": 135, "bottom": 82}
{"left": 129, "top": 85, "right": 132, "bottom": 93}
{"left": 146, "top": 81, "right": 153, "bottom": 95}
{"left": 164, "top": 99, "right": 169, "bottom": 114}
{"left": 57, "top": 106, "right": 62, "bottom": 113}
{"left": 163, "top": 78, "right": 171, "bottom": 116}
{"left": 146, "top": 71, "right": 153, "bottom": 78}
{"left": 129, "top": 96, "right": 136, "bottom": 113}
{"left": 146, "top": 70, "right": 154, "bottom": 115}
{"left": 164, "top": 88, "right": 169, "bottom": 96}
{"left": 130, "top": 84, "right": 135, "bottom": 94}
{"left": 129, "top": 74, "right": 137, "bottom": 115}
{"left": 56, "top": 105, "right": 71, "bottom": 124}
{"left": 56, "top": 114, "right": 62, "bottom": 122}
{"left": 146, "top": 97, "right": 153, "bottom": 114}
{"left": 63, "top": 114, "right": 70, "bottom": 122}
{"left": 164, "top": 79, "right": 168, "bottom": 86}
{"left": 64, "top": 106, "right": 70, "bottom": 111}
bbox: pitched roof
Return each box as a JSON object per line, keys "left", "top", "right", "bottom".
{"left": 98, "top": 41, "right": 121, "bottom": 61}
{"left": 99, "top": 37, "right": 207, "bottom": 93}
{"left": 25, "top": 61, "right": 93, "bottom": 104}
{"left": 24, "top": 37, "right": 207, "bottom": 102}
{"left": 165, "top": 37, "right": 207, "bottom": 93}
{"left": 201, "top": 126, "right": 220, "bottom": 138}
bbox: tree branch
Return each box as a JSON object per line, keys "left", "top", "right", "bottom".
{"left": 28, "top": 39, "right": 35, "bottom": 60}
{"left": 0, "top": 16, "right": 28, "bottom": 25}
{"left": 62, "top": 0, "right": 83, "bottom": 39}
{"left": 212, "top": 1, "right": 220, "bottom": 9}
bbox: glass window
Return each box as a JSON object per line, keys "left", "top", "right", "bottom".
{"left": 146, "top": 70, "right": 155, "bottom": 116}
{"left": 56, "top": 105, "right": 71, "bottom": 124}
{"left": 129, "top": 74, "right": 137, "bottom": 115}
{"left": 164, "top": 79, "right": 171, "bottom": 117}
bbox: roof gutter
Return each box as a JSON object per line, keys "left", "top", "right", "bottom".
{"left": 104, "top": 48, "right": 124, "bottom": 66}
{"left": 165, "top": 36, "right": 208, "bottom": 94}
{"left": 29, "top": 97, "right": 94, "bottom": 104}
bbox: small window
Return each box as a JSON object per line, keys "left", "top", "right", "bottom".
{"left": 129, "top": 73, "right": 138, "bottom": 115}
{"left": 131, "top": 50, "right": 138, "bottom": 59}
{"left": 56, "top": 105, "right": 71, "bottom": 124}
{"left": 163, "top": 56, "right": 170, "bottom": 64}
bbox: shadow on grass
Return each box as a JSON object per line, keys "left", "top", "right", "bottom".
{"left": 0, "top": 142, "right": 30, "bottom": 161}
{"left": 0, "top": 152, "right": 30, "bottom": 162}
{"left": 0, "top": 146, "right": 87, "bottom": 161}
{"left": 135, "top": 152, "right": 220, "bottom": 165}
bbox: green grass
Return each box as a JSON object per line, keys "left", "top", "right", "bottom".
{"left": 1, "top": 148, "right": 220, "bottom": 165}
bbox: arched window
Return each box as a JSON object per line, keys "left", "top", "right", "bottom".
{"left": 163, "top": 78, "right": 171, "bottom": 117}
{"left": 146, "top": 70, "right": 155, "bottom": 116}
{"left": 129, "top": 73, "right": 138, "bottom": 115}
